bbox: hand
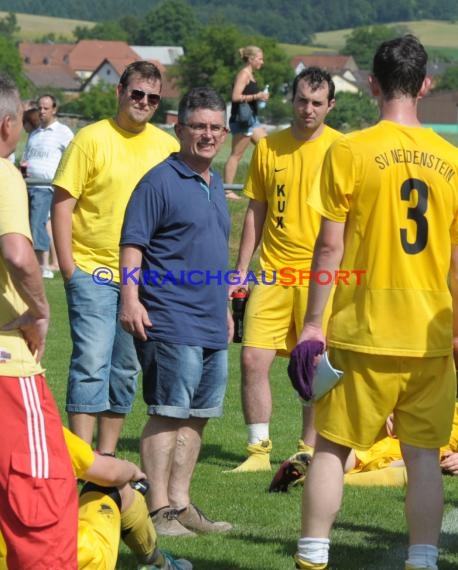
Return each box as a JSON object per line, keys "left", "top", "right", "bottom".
{"left": 440, "top": 451, "right": 458, "bottom": 475}
{"left": 385, "top": 414, "right": 397, "bottom": 438}
{"left": 1, "top": 310, "right": 49, "bottom": 362}
{"left": 131, "top": 463, "right": 147, "bottom": 482}
{"left": 227, "top": 270, "right": 247, "bottom": 300}
{"left": 297, "top": 322, "right": 326, "bottom": 348}
{"left": 227, "top": 307, "right": 234, "bottom": 343}
{"left": 259, "top": 91, "right": 270, "bottom": 102}
{"left": 119, "top": 298, "right": 152, "bottom": 341}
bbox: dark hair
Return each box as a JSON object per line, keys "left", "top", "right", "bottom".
{"left": 38, "top": 93, "right": 58, "bottom": 108}
{"left": 292, "top": 67, "right": 335, "bottom": 102}
{"left": 23, "top": 107, "right": 40, "bottom": 132}
{"left": 119, "top": 61, "right": 162, "bottom": 91}
{"left": 372, "top": 35, "right": 427, "bottom": 100}
{"left": 0, "top": 74, "right": 20, "bottom": 121}
{"left": 178, "top": 87, "right": 226, "bottom": 124}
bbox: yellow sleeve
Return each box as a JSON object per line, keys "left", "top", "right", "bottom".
{"left": 244, "top": 138, "right": 268, "bottom": 202}
{"left": 63, "top": 427, "right": 95, "bottom": 479}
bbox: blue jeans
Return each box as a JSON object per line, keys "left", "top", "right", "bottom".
{"left": 28, "top": 186, "right": 53, "bottom": 251}
{"left": 135, "top": 339, "right": 228, "bottom": 419}
{"left": 64, "top": 267, "right": 139, "bottom": 414}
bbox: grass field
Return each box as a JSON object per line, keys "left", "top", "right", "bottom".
{"left": 1, "top": 10, "right": 94, "bottom": 40}
{"left": 40, "top": 134, "right": 458, "bottom": 568}
{"left": 313, "top": 19, "right": 458, "bottom": 52}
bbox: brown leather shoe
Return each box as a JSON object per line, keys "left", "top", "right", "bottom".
{"left": 176, "top": 503, "right": 232, "bottom": 533}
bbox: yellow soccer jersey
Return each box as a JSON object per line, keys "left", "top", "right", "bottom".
{"left": 244, "top": 126, "right": 341, "bottom": 278}
{"left": 0, "top": 159, "right": 44, "bottom": 377}
{"left": 53, "top": 119, "right": 179, "bottom": 282}
{"left": 310, "top": 120, "right": 458, "bottom": 356}
{"left": 63, "top": 427, "right": 95, "bottom": 479}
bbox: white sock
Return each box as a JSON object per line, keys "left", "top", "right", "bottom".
{"left": 247, "top": 423, "right": 269, "bottom": 444}
{"left": 406, "top": 544, "right": 438, "bottom": 569}
{"left": 297, "top": 537, "right": 330, "bottom": 564}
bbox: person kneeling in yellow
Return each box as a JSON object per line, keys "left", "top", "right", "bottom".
{"left": 0, "top": 427, "right": 192, "bottom": 570}
{"left": 270, "top": 403, "right": 458, "bottom": 491}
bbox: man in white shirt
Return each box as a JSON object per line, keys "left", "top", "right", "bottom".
{"left": 23, "top": 94, "right": 73, "bottom": 278}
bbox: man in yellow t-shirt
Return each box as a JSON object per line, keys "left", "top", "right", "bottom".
{"left": 227, "top": 67, "right": 341, "bottom": 473}
{"left": 294, "top": 36, "right": 458, "bottom": 570}
{"left": 52, "top": 61, "right": 179, "bottom": 454}
{"left": 0, "top": 74, "right": 79, "bottom": 570}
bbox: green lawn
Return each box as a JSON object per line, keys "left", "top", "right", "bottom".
{"left": 42, "top": 187, "right": 458, "bottom": 568}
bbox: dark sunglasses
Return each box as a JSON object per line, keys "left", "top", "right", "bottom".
{"left": 129, "top": 89, "right": 161, "bottom": 106}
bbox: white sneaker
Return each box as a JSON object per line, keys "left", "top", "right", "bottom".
{"left": 42, "top": 268, "right": 54, "bottom": 279}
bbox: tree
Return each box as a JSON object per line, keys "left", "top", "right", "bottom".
{"left": 74, "top": 20, "right": 128, "bottom": 41}
{"left": 340, "top": 24, "right": 409, "bottom": 69}
{"left": 60, "top": 82, "right": 117, "bottom": 120}
{"left": 0, "top": 12, "right": 20, "bottom": 39}
{"left": 173, "top": 24, "right": 293, "bottom": 102}
{"left": 435, "top": 66, "right": 458, "bottom": 91}
{"left": 0, "top": 36, "right": 30, "bottom": 96}
{"left": 133, "top": 0, "right": 201, "bottom": 47}
{"left": 325, "top": 91, "right": 379, "bottom": 131}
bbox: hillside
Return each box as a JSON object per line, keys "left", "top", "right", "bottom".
{"left": 8, "top": 10, "right": 458, "bottom": 63}
{"left": 314, "top": 19, "right": 458, "bottom": 51}
{"left": 2, "top": 0, "right": 458, "bottom": 44}
{"left": 1, "top": 11, "right": 94, "bottom": 40}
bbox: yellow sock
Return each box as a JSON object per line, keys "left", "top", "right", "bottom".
{"left": 121, "top": 489, "right": 162, "bottom": 564}
{"left": 297, "top": 439, "right": 315, "bottom": 455}
{"left": 226, "top": 440, "right": 272, "bottom": 473}
{"left": 344, "top": 466, "right": 407, "bottom": 487}
{"left": 294, "top": 554, "right": 327, "bottom": 569}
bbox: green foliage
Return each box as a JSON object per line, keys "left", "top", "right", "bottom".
{"left": 74, "top": 20, "right": 128, "bottom": 41}
{"left": 0, "top": 11, "right": 19, "bottom": 39}
{"left": 36, "top": 32, "right": 73, "bottom": 43}
{"left": 260, "top": 95, "right": 293, "bottom": 125}
{"left": 60, "top": 81, "right": 117, "bottom": 120}
{"left": 340, "top": 24, "right": 410, "bottom": 69}
{"left": 435, "top": 65, "right": 458, "bottom": 90}
{"left": 326, "top": 91, "right": 379, "bottom": 131}
{"left": 133, "top": 0, "right": 201, "bottom": 46}
{"left": 4, "top": 0, "right": 458, "bottom": 43}
{"left": 173, "top": 24, "right": 293, "bottom": 102}
{"left": 0, "top": 36, "right": 30, "bottom": 96}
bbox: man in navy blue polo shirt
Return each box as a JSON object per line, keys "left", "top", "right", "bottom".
{"left": 119, "top": 87, "right": 233, "bottom": 537}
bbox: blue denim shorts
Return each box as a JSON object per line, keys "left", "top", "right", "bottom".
{"left": 135, "top": 339, "right": 228, "bottom": 418}
{"left": 64, "top": 267, "right": 140, "bottom": 414}
{"left": 229, "top": 117, "right": 261, "bottom": 137}
{"left": 28, "top": 186, "right": 53, "bottom": 251}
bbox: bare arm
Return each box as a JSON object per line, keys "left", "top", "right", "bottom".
{"left": 84, "top": 454, "right": 146, "bottom": 488}
{"left": 297, "top": 217, "right": 345, "bottom": 345}
{"left": 231, "top": 69, "right": 269, "bottom": 104}
{"left": 51, "top": 186, "right": 77, "bottom": 281}
{"left": 119, "top": 245, "right": 152, "bottom": 341}
{"left": 230, "top": 198, "right": 267, "bottom": 296}
{"left": 0, "top": 233, "right": 49, "bottom": 362}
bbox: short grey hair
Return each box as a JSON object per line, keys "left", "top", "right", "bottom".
{"left": 0, "top": 74, "right": 21, "bottom": 122}
{"left": 178, "top": 87, "right": 226, "bottom": 125}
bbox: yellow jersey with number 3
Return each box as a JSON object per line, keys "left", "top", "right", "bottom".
{"left": 309, "top": 120, "right": 458, "bottom": 356}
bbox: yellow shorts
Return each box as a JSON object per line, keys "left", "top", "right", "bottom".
{"left": 242, "top": 283, "right": 311, "bottom": 356}
{"left": 78, "top": 491, "right": 120, "bottom": 570}
{"left": 315, "top": 348, "right": 456, "bottom": 450}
